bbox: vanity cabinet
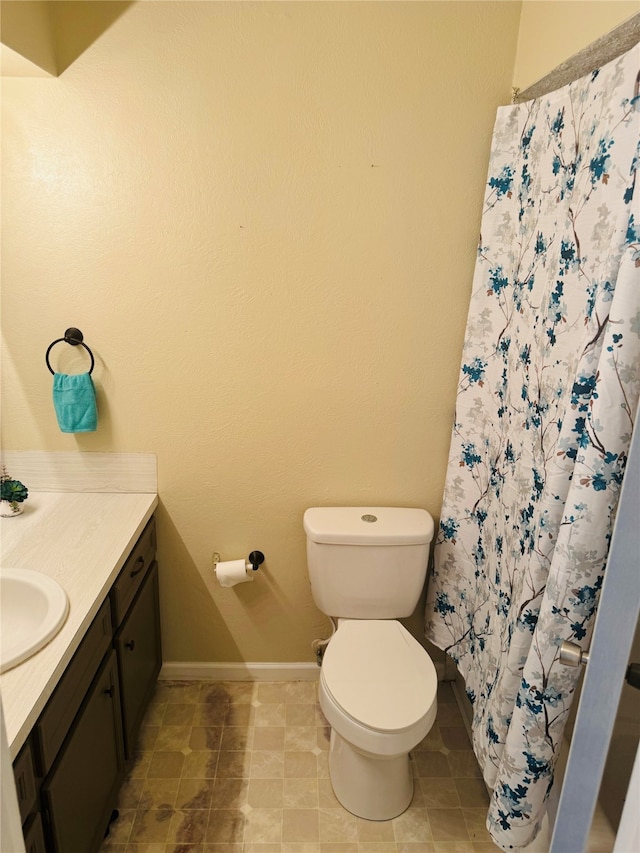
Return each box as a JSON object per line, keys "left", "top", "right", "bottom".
{"left": 12, "top": 515, "right": 161, "bottom": 853}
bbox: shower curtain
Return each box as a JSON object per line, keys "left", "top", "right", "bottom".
{"left": 425, "top": 45, "right": 640, "bottom": 850}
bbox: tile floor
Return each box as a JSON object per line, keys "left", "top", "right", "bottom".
{"left": 98, "top": 679, "right": 502, "bottom": 853}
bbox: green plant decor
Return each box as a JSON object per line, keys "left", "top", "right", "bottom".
{"left": 0, "top": 466, "right": 28, "bottom": 510}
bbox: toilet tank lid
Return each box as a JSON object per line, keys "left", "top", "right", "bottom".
{"left": 304, "top": 507, "right": 434, "bottom": 545}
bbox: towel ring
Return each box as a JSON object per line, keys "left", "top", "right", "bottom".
{"left": 46, "top": 327, "right": 95, "bottom": 375}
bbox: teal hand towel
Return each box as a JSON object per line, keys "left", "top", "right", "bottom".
{"left": 53, "top": 373, "right": 98, "bottom": 433}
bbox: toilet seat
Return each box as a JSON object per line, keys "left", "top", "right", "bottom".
{"left": 320, "top": 620, "right": 438, "bottom": 754}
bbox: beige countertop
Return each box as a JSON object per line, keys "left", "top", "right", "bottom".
{"left": 0, "top": 490, "right": 158, "bottom": 759}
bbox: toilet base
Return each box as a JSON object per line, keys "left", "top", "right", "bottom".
{"left": 328, "top": 728, "right": 413, "bottom": 821}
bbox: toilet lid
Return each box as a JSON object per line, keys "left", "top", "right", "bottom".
{"left": 321, "top": 620, "right": 438, "bottom": 733}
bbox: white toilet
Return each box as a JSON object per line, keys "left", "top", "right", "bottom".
{"left": 303, "top": 506, "right": 438, "bottom": 821}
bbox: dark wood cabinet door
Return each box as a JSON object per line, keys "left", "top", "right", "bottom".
{"left": 35, "top": 598, "right": 113, "bottom": 777}
{"left": 42, "top": 650, "right": 124, "bottom": 853}
{"left": 23, "top": 812, "right": 46, "bottom": 853}
{"left": 115, "top": 560, "right": 162, "bottom": 758}
{"left": 13, "top": 739, "right": 37, "bottom": 825}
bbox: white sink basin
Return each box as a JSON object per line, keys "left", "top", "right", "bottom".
{"left": 0, "top": 568, "right": 69, "bottom": 673}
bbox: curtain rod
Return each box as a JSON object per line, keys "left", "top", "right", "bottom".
{"left": 513, "top": 11, "right": 640, "bottom": 103}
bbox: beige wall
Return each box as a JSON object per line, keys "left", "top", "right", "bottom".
{"left": 1, "top": 2, "right": 523, "bottom": 663}
{"left": 0, "top": 0, "right": 57, "bottom": 76}
{"left": 513, "top": 0, "right": 639, "bottom": 91}
{"left": 3, "top": 1, "right": 635, "bottom": 665}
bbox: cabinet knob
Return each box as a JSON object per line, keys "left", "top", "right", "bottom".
{"left": 130, "top": 556, "right": 145, "bottom": 578}
{"left": 103, "top": 686, "right": 115, "bottom": 697}
{"left": 125, "top": 640, "right": 136, "bottom": 652}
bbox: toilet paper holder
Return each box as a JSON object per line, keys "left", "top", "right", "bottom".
{"left": 213, "top": 550, "right": 265, "bottom": 572}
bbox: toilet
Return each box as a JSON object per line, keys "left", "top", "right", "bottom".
{"left": 303, "top": 506, "right": 438, "bottom": 821}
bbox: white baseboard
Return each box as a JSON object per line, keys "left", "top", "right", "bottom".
{"left": 159, "top": 661, "right": 320, "bottom": 682}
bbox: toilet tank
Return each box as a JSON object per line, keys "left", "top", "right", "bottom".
{"left": 303, "top": 507, "right": 434, "bottom": 619}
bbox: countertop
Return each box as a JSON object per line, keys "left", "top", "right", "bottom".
{"left": 0, "top": 490, "right": 158, "bottom": 759}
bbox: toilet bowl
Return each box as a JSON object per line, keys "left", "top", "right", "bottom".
{"left": 319, "top": 619, "right": 438, "bottom": 820}
{"left": 304, "top": 506, "right": 437, "bottom": 820}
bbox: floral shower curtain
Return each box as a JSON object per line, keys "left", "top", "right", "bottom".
{"left": 425, "top": 45, "right": 640, "bottom": 850}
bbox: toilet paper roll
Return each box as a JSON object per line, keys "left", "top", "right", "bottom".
{"left": 216, "top": 559, "right": 254, "bottom": 588}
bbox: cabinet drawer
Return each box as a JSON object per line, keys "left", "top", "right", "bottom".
{"left": 13, "top": 738, "right": 37, "bottom": 825}
{"left": 111, "top": 517, "right": 156, "bottom": 626}
{"left": 35, "top": 597, "right": 113, "bottom": 776}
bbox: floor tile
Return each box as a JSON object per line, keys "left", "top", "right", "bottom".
{"left": 255, "top": 703, "right": 288, "bottom": 727}
{"left": 181, "top": 749, "right": 219, "bottom": 779}
{"left": 166, "top": 808, "right": 209, "bottom": 844}
{"left": 116, "top": 777, "right": 145, "bottom": 809}
{"left": 285, "top": 682, "right": 317, "bottom": 703}
{"left": 462, "top": 808, "right": 494, "bottom": 844}
{"left": 147, "top": 751, "right": 185, "bottom": 779}
{"left": 128, "top": 808, "right": 173, "bottom": 844}
{"left": 285, "top": 750, "right": 318, "bottom": 778}
{"left": 286, "top": 725, "right": 320, "bottom": 751}
{"left": 216, "top": 748, "right": 251, "bottom": 778}
{"left": 244, "top": 807, "right": 284, "bottom": 842}
{"left": 284, "top": 777, "right": 320, "bottom": 808}
{"left": 194, "top": 703, "right": 228, "bottom": 726}
{"left": 220, "top": 725, "right": 253, "bottom": 750}
{"left": 392, "top": 808, "right": 433, "bottom": 842}
{"left": 209, "top": 776, "right": 248, "bottom": 809}
{"left": 283, "top": 808, "right": 320, "bottom": 842}
{"left": 139, "top": 778, "right": 179, "bottom": 810}
{"left": 258, "top": 683, "right": 288, "bottom": 703}
{"left": 419, "top": 777, "right": 461, "bottom": 808}
{"left": 414, "top": 751, "right": 453, "bottom": 777}
{"left": 454, "top": 777, "right": 490, "bottom": 807}
{"left": 318, "top": 778, "right": 340, "bottom": 808}
{"left": 127, "top": 750, "right": 153, "bottom": 779}
{"left": 440, "top": 726, "right": 472, "bottom": 750}
{"left": 254, "top": 726, "right": 286, "bottom": 750}
{"left": 175, "top": 777, "right": 215, "bottom": 810}
{"left": 318, "top": 807, "right": 358, "bottom": 843}
{"left": 416, "top": 725, "right": 444, "bottom": 751}
{"left": 286, "top": 703, "right": 317, "bottom": 727}
{"left": 427, "top": 808, "right": 472, "bottom": 843}
{"left": 154, "top": 682, "right": 201, "bottom": 704}
{"left": 446, "top": 751, "right": 483, "bottom": 779}
{"left": 357, "top": 814, "right": 395, "bottom": 841}
{"left": 205, "top": 808, "right": 246, "bottom": 843}
{"left": 98, "top": 681, "right": 499, "bottom": 853}
{"left": 162, "top": 703, "right": 196, "bottom": 726}
{"left": 248, "top": 778, "right": 285, "bottom": 808}
{"left": 189, "top": 725, "right": 223, "bottom": 750}
{"left": 251, "top": 749, "right": 286, "bottom": 778}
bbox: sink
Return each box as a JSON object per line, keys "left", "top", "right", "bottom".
{"left": 0, "top": 568, "right": 69, "bottom": 673}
